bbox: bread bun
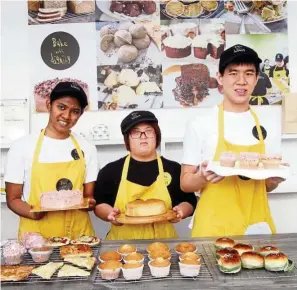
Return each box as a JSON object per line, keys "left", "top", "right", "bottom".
{"left": 126, "top": 199, "right": 167, "bottom": 217}
{"left": 241, "top": 251, "right": 264, "bottom": 269}
{"left": 233, "top": 243, "right": 254, "bottom": 256}
{"left": 218, "top": 253, "right": 241, "bottom": 274}
{"left": 259, "top": 246, "right": 280, "bottom": 257}
{"left": 216, "top": 247, "right": 239, "bottom": 260}
{"left": 264, "top": 252, "right": 289, "bottom": 271}
{"left": 215, "top": 237, "right": 235, "bottom": 249}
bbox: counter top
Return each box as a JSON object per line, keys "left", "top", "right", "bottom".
{"left": 2, "top": 233, "right": 297, "bottom": 289}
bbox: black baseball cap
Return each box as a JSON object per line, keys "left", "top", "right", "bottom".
{"left": 275, "top": 53, "right": 283, "bottom": 61}
{"left": 219, "top": 44, "right": 262, "bottom": 73}
{"left": 121, "top": 110, "right": 158, "bottom": 134}
{"left": 50, "top": 81, "right": 88, "bottom": 109}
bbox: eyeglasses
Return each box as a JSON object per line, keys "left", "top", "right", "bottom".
{"left": 130, "top": 129, "right": 155, "bottom": 139}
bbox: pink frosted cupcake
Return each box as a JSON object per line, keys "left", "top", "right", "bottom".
{"left": 261, "top": 154, "right": 282, "bottom": 169}
{"left": 239, "top": 152, "right": 260, "bottom": 169}
{"left": 220, "top": 152, "right": 237, "bottom": 167}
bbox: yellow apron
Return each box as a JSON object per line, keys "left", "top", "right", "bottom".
{"left": 106, "top": 155, "right": 178, "bottom": 240}
{"left": 191, "top": 104, "right": 276, "bottom": 237}
{"left": 263, "top": 67, "right": 270, "bottom": 77}
{"left": 18, "top": 130, "right": 94, "bottom": 240}
{"left": 250, "top": 95, "right": 268, "bottom": 106}
{"left": 273, "top": 66, "right": 289, "bottom": 93}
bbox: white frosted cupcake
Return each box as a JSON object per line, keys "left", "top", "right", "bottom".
{"left": 98, "top": 261, "right": 122, "bottom": 280}
{"left": 122, "top": 262, "right": 144, "bottom": 280}
{"left": 179, "top": 260, "right": 201, "bottom": 277}
{"left": 148, "top": 258, "right": 171, "bottom": 278}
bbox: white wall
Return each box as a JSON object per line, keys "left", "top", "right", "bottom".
{"left": 1, "top": 0, "right": 297, "bottom": 241}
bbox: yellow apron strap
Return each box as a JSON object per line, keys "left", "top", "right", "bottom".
{"left": 121, "top": 155, "right": 131, "bottom": 182}
{"left": 216, "top": 104, "right": 225, "bottom": 159}
{"left": 33, "top": 130, "right": 46, "bottom": 164}
{"left": 156, "top": 155, "right": 164, "bottom": 176}
{"left": 249, "top": 107, "right": 266, "bottom": 153}
{"left": 70, "top": 133, "right": 84, "bottom": 161}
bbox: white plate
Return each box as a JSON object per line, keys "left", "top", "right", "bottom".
{"left": 207, "top": 161, "right": 291, "bottom": 180}
{"left": 96, "top": 0, "right": 160, "bottom": 21}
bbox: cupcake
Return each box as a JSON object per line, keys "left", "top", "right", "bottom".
{"left": 233, "top": 243, "right": 254, "bottom": 256}
{"left": 163, "top": 35, "right": 192, "bottom": 58}
{"left": 192, "top": 36, "right": 209, "bottom": 59}
{"left": 98, "top": 261, "right": 122, "bottom": 280}
{"left": 260, "top": 154, "right": 282, "bottom": 169}
{"left": 148, "top": 258, "right": 171, "bottom": 278}
{"left": 170, "top": 22, "right": 198, "bottom": 39}
{"left": 147, "top": 242, "right": 169, "bottom": 253}
{"left": 160, "top": 25, "right": 171, "bottom": 51}
{"left": 239, "top": 152, "right": 260, "bottom": 169}
{"left": 122, "top": 262, "right": 144, "bottom": 280}
{"left": 3, "top": 241, "right": 26, "bottom": 265}
{"left": 175, "top": 242, "right": 197, "bottom": 254}
{"left": 209, "top": 36, "right": 225, "bottom": 59}
{"left": 179, "top": 259, "right": 201, "bottom": 277}
{"left": 220, "top": 152, "right": 237, "bottom": 167}
{"left": 124, "top": 252, "right": 144, "bottom": 264}
{"left": 117, "top": 244, "right": 137, "bottom": 257}
{"left": 149, "top": 249, "right": 171, "bottom": 261}
{"left": 179, "top": 252, "right": 201, "bottom": 262}
{"left": 99, "top": 251, "right": 122, "bottom": 262}
{"left": 29, "top": 246, "right": 53, "bottom": 263}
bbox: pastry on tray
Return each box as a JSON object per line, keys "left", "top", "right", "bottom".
{"left": 179, "top": 252, "right": 201, "bottom": 262}
{"left": 122, "top": 262, "right": 144, "bottom": 280}
{"left": 1, "top": 265, "right": 35, "bottom": 281}
{"left": 46, "top": 237, "right": 71, "bottom": 247}
{"left": 28, "top": 247, "right": 53, "bottom": 263}
{"left": 99, "top": 251, "right": 122, "bottom": 262}
{"left": 146, "top": 242, "right": 170, "bottom": 253}
{"left": 70, "top": 235, "right": 100, "bottom": 246}
{"left": 31, "top": 262, "right": 64, "bottom": 279}
{"left": 124, "top": 252, "right": 144, "bottom": 264}
{"left": 260, "top": 154, "right": 282, "bottom": 169}
{"left": 125, "top": 199, "right": 167, "bottom": 217}
{"left": 179, "top": 259, "right": 201, "bottom": 277}
{"left": 60, "top": 244, "right": 93, "bottom": 259}
{"left": 148, "top": 249, "right": 171, "bottom": 260}
{"left": 233, "top": 243, "right": 254, "bottom": 256}
{"left": 64, "top": 257, "right": 96, "bottom": 270}
{"left": 241, "top": 251, "right": 264, "bottom": 269}
{"left": 57, "top": 264, "right": 91, "bottom": 277}
{"left": 148, "top": 257, "right": 171, "bottom": 278}
{"left": 258, "top": 246, "right": 280, "bottom": 257}
{"left": 214, "top": 237, "right": 236, "bottom": 250}
{"left": 220, "top": 152, "right": 237, "bottom": 167}
{"left": 238, "top": 152, "right": 260, "bottom": 169}
{"left": 216, "top": 247, "right": 239, "bottom": 260}
{"left": 98, "top": 261, "right": 122, "bottom": 280}
{"left": 264, "top": 252, "right": 292, "bottom": 272}
{"left": 218, "top": 253, "right": 241, "bottom": 274}
{"left": 117, "top": 244, "right": 137, "bottom": 256}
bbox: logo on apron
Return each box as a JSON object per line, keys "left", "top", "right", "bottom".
{"left": 163, "top": 172, "right": 172, "bottom": 186}
{"left": 56, "top": 178, "right": 73, "bottom": 190}
{"left": 252, "top": 125, "right": 267, "bottom": 141}
{"left": 71, "top": 149, "right": 84, "bottom": 160}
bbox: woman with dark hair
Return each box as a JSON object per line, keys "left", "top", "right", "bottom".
{"left": 94, "top": 110, "right": 196, "bottom": 240}
{"left": 262, "top": 59, "right": 271, "bottom": 76}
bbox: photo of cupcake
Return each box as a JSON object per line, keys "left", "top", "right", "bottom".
{"left": 148, "top": 257, "right": 171, "bottom": 278}
{"left": 208, "top": 36, "right": 225, "bottom": 59}
{"left": 122, "top": 262, "right": 144, "bottom": 280}
{"left": 179, "top": 259, "right": 201, "bottom": 277}
{"left": 192, "top": 36, "right": 209, "bottom": 59}
{"left": 98, "top": 261, "right": 122, "bottom": 280}
{"left": 163, "top": 34, "right": 192, "bottom": 58}
{"left": 170, "top": 22, "right": 198, "bottom": 39}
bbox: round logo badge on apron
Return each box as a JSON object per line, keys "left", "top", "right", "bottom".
{"left": 163, "top": 172, "right": 172, "bottom": 186}
{"left": 56, "top": 178, "right": 73, "bottom": 191}
{"left": 71, "top": 149, "right": 84, "bottom": 160}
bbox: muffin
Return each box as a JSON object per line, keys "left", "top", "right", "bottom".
{"left": 98, "top": 261, "right": 122, "bottom": 280}
{"left": 192, "top": 36, "right": 209, "bottom": 59}
{"left": 258, "top": 246, "right": 280, "bottom": 257}
{"left": 124, "top": 252, "right": 144, "bottom": 264}
{"left": 122, "top": 262, "right": 144, "bottom": 280}
{"left": 99, "top": 251, "right": 122, "bottom": 262}
{"left": 261, "top": 154, "right": 282, "bottom": 169}
{"left": 233, "top": 243, "right": 254, "bottom": 256}
{"left": 179, "top": 252, "right": 201, "bottom": 262}
{"left": 220, "top": 152, "right": 237, "bottom": 167}
{"left": 148, "top": 258, "right": 171, "bottom": 278}
{"left": 215, "top": 237, "right": 235, "bottom": 250}
{"left": 117, "top": 244, "right": 137, "bottom": 257}
{"left": 149, "top": 250, "right": 171, "bottom": 261}
{"left": 29, "top": 247, "right": 53, "bottom": 263}
{"left": 238, "top": 152, "right": 260, "bottom": 169}
{"left": 179, "top": 259, "right": 201, "bottom": 277}
{"left": 3, "top": 241, "right": 26, "bottom": 265}
{"left": 147, "top": 242, "right": 169, "bottom": 253}
{"left": 241, "top": 251, "right": 264, "bottom": 269}
{"left": 175, "top": 242, "right": 197, "bottom": 254}
{"left": 163, "top": 35, "right": 192, "bottom": 58}
{"left": 216, "top": 247, "right": 239, "bottom": 261}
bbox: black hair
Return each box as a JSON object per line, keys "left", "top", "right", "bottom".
{"left": 219, "top": 55, "right": 260, "bottom": 75}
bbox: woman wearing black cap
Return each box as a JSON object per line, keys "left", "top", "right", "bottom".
{"left": 5, "top": 82, "right": 98, "bottom": 239}
{"left": 181, "top": 45, "right": 284, "bottom": 237}
{"left": 94, "top": 111, "right": 196, "bottom": 240}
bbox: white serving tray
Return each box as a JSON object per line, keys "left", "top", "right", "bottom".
{"left": 207, "top": 161, "right": 291, "bottom": 180}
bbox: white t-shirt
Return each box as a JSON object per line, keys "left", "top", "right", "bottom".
{"left": 182, "top": 106, "right": 281, "bottom": 167}
{"left": 4, "top": 132, "right": 99, "bottom": 202}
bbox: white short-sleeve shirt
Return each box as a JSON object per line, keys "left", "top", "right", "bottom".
{"left": 182, "top": 106, "right": 281, "bottom": 167}
{"left": 4, "top": 132, "right": 99, "bottom": 202}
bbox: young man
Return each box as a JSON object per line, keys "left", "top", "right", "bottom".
{"left": 181, "top": 44, "right": 284, "bottom": 237}
{"left": 5, "top": 82, "right": 98, "bottom": 239}
{"left": 94, "top": 111, "right": 196, "bottom": 240}
{"left": 269, "top": 53, "right": 289, "bottom": 93}
{"left": 249, "top": 71, "right": 272, "bottom": 105}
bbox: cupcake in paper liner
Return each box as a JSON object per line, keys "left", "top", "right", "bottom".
{"left": 124, "top": 252, "right": 145, "bottom": 264}
{"left": 99, "top": 251, "right": 122, "bottom": 263}
{"left": 179, "top": 252, "right": 201, "bottom": 262}
{"left": 98, "top": 261, "right": 122, "bottom": 280}
{"left": 148, "top": 258, "right": 171, "bottom": 278}
{"left": 179, "top": 260, "right": 201, "bottom": 277}
{"left": 175, "top": 242, "right": 197, "bottom": 254}
{"left": 117, "top": 244, "right": 137, "bottom": 258}
{"left": 146, "top": 242, "right": 170, "bottom": 254}
{"left": 148, "top": 249, "right": 171, "bottom": 261}
{"left": 122, "top": 262, "right": 144, "bottom": 280}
